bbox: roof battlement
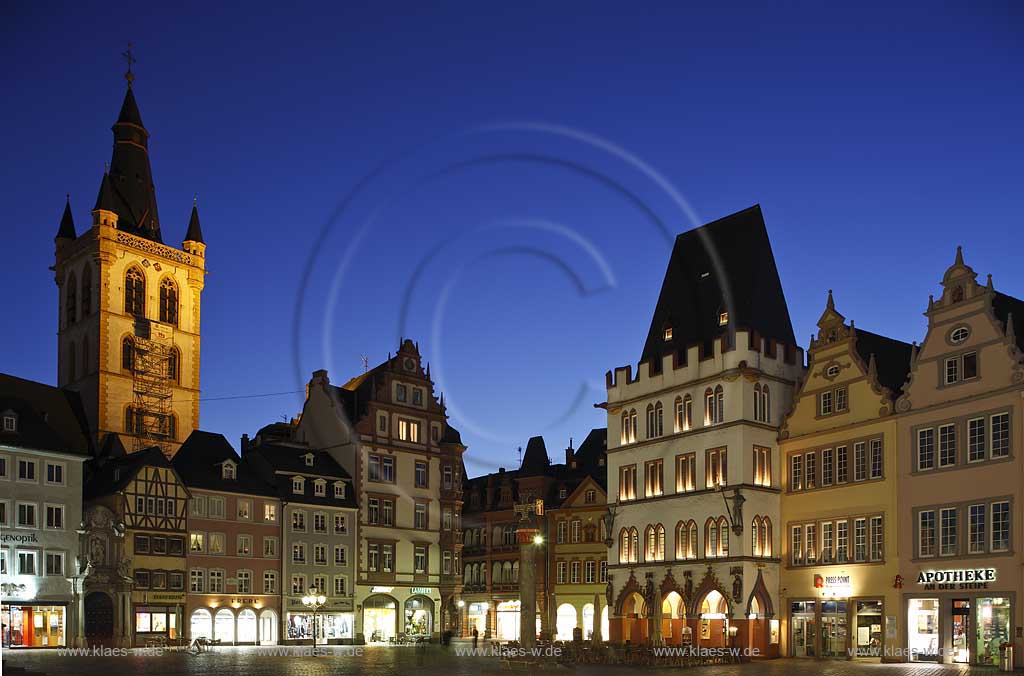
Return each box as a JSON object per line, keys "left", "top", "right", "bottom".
{"left": 607, "top": 328, "right": 803, "bottom": 397}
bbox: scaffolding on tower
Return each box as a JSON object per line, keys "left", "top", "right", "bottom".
{"left": 130, "top": 318, "right": 174, "bottom": 457}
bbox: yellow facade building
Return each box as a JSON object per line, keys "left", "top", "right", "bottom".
{"left": 779, "top": 292, "right": 912, "bottom": 661}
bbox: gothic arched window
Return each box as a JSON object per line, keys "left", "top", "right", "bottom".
{"left": 159, "top": 277, "right": 179, "bottom": 326}
{"left": 81, "top": 265, "right": 92, "bottom": 317}
{"left": 125, "top": 267, "right": 145, "bottom": 317}
{"left": 66, "top": 272, "right": 77, "bottom": 326}
{"left": 168, "top": 347, "right": 180, "bottom": 383}
{"left": 122, "top": 337, "right": 134, "bottom": 372}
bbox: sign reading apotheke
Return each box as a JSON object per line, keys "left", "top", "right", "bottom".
{"left": 917, "top": 568, "right": 996, "bottom": 591}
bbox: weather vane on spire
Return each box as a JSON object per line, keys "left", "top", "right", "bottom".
{"left": 122, "top": 43, "right": 136, "bottom": 86}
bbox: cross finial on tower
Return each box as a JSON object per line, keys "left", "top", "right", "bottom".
{"left": 361, "top": 355, "right": 369, "bottom": 373}
{"left": 122, "top": 43, "right": 136, "bottom": 86}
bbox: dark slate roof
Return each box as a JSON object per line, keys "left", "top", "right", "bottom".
{"left": 173, "top": 430, "right": 278, "bottom": 497}
{"left": 520, "top": 436, "right": 550, "bottom": 474}
{"left": 106, "top": 86, "right": 163, "bottom": 242}
{"left": 93, "top": 172, "right": 117, "bottom": 212}
{"left": 85, "top": 445, "right": 176, "bottom": 499}
{"left": 441, "top": 423, "right": 463, "bottom": 445}
{"left": 993, "top": 291, "right": 1024, "bottom": 353}
{"left": 572, "top": 428, "right": 608, "bottom": 489}
{"left": 56, "top": 196, "right": 76, "bottom": 240}
{"left": 0, "top": 373, "right": 91, "bottom": 456}
{"left": 853, "top": 329, "right": 914, "bottom": 397}
{"left": 641, "top": 204, "right": 795, "bottom": 366}
{"left": 244, "top": 442, "right": 358, "bottom": 508}
{"left": 184, "top": 202, "right": 204, "bottom": 243}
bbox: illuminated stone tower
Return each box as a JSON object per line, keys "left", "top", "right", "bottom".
{"left": 53, "top": 68, "right": 206, "bottom": 457}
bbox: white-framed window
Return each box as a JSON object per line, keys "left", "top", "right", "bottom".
{"left": 263, "top": 536, "right": 278, "bottom": 558}
{"left": 17, "top": 458, "right": 37, "bottom": 483}
{"left": 443, "top": 550, "right": 453, "bottom": 575}
{"left": 571, "top": 520, "right": 581, "bottom": 543}
{"left": 853, "top": 442, "right": 866, "bottom": 482}
{"left": 940, "top": 507, "right": 958, "bottom": 556}
{"left": 2, "top": 415, "right": 15, "bottom": 432}
{"left": 334, "top": 575, "right": 347, "bottom": 596}
{"left": 45, "top": 462, "right": 65, "bottom": 485}
{"left": 190, "top": 568, "right": 205, "bottom": 593}
{"left": 236, "top": 569, "right": 252, "bottom": 594}
{"left": 191, "top": 495, "right": 208, "bottom": 517}
{"left": 237, "top": 534, "right": 252, "bottom": 556}
{"left": 991, "top": 413, "right": 1010, "bottom": 458}
{"left": 313, "top": 512, "right": 327, "bottom": 533}
{"left": 599, "top": 560, "right": 608, "bottom": 583}
{"left": 791, "top": 526, "right": 802, "bottom": 565}
{"left": 414, "top": 545, "right": 426, "bottom": 574}
{"left": 222, "top": 462, "right": 236, "bottom": 480}
{"left": 292, "top": 543, "right": 306, "bottom": 564}
{"left": 208, "top": 497, "right": 226, "bottom": 519}
{"left": 313, "top": 479, "right": 326, "bottom": 497}
{"left": 292, "top": 476, "right": 305, "bottom": 494}
{"left": 968, "top": 418, "right": 987, "bottom": 462}
{"left": 237, "top": 499, "right": 252, "bottom": 520}
{"left": 17, "top": 549, "right": 37, "bottom": 575}
{"left": 938, "top": 424, "right": 957, "bottom": 467}
{"left": 0, "top": 454, "right": 9, "bottom": 480}
{"left": 805, "top": 451, "right": 817, "bottom": 489}
{"left": 790, "top": 454, "right": 802, "bottom": 491}
{"left": 917, "top": 428, "right": 935, "bottom": 471}
{"left": 557, "top": 521, "right": 567, "bottom": 544}
{"left": 570, "top": 560, "right": 581, "bottom": 584}
{"left": 45, "top": 550, "right": 65, "bottom": 576}
{"left": 208, "top": 569, "right": 225, "bottom": 593}
{"left": 44, "top": 504, "right": 64, "bottom": 530}
{"left": 585, "top": 560, "right": 596, "bottom": 583}
{"left": 16, "top": 501, "right": 37, "bottom": 528}
{"left": 190, "top": 532, "right": 205, "bottom": 553}
{"left": 334, "top": 513, "right": 348, "bottom": 534}
{"left": 314, "top": 543, "right": 328, "bottom": 565}
{"left": 208, "top": 532, "right": 225, "bottom": 555}
{"left": 0, "top": 548, "right": 8, "bottom": 575}
{"left": 334, "top": 545, "right": 347, "bottom": 566}
{"left": 334, "top": 482, "right": 346, "bottom": 499}
{"left": 415, "top": 461, "right": 428, "bottom": 488}
{"left": 968, "top": 504, "right": 986, "bottom": 554}
{"left": 0, "top": 500, "right": 8, "bottom": 528}
{"left": 291, "top": 574, "right": 306, "bottom": 595}
{"left": 918, "top": 510, "right": 936, "bottom": 557}
{"left": 945, "top": 352, "right": 978, "bottom": 385}
{"left": 291, "top": 510, "right": 306, "bottom": 531}
{"left": 263, "top": 571, "right": 277, "bottom": 594}
{"left": 992, "top": 501, "right": 1011, "bottom": 552}
{"left": 264, "top": 503, "right": 277, "bottom": 522}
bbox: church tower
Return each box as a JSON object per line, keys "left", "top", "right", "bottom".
{"left": 54, "top": 62, "right": 206, "bottom": 457}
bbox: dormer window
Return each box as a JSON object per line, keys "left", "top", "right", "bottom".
{"left": 663, "top": 327, "right": 673, "bottom": 341}
{"left": 334, "top": 482, "right": 345, "bottom": 499}
{"left": 718, "top": 312, "right": 729, "bottom": 326}
{"left": 313, "top": 479, "right": 326, "bottom": 497}
{"left": 292, "top": 477, "right": 305, "bottom": 494}
{"left": 222, "top": 462, "right": 236, "bottom": 480}
{"left": 2, "top": 414, "right": 15, "bottom": 432}
{"left": 304, "top": 453, "right": 314, "bottom": 467}
{"left": 559, "top": 488, "right": 567, "bottom": 499}
{"left": 826, "top": 365, "right": 840, "bottom": 378}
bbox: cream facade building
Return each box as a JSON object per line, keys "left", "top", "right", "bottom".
{"left": 603, "top": 206, "right": 803, "bottom": 657}
{"left": 896, "top": 248, "right": 1024, "bottom": 668}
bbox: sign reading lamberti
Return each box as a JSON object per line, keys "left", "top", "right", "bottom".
{"left": 917, "top": 568, "right": 996, "bottom": 591}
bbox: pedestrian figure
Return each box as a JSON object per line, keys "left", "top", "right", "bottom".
{"left": 473, "top": 627, "right": 479, "bottom": 649}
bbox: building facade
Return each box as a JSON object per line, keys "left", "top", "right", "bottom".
{"left": 53, "top": 77, "right": 206, "bottom": 457}
{"left": 243, "top": 432, "right": 358, "bottom": 644}
{"left": 173, "top": 431, "right": 283, "bottom": 645}
{"left": 82, "top": 446, "right": 190, "bottom": 646}
{"left": 294, "top": 340, "right": 466, "bottom": 642}
{"left": 778, "top": 293, "right": 911, "bottom": 661}
{"left": 603, "top": 206, "right": 803, "bottom": 657}
{"left": 896, "top": 249, "right": 1024, "bottom": 667}
{"left": 0, "top": 375, "right": 91, "bottom": 648}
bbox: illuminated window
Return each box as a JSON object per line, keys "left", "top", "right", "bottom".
{"left": 124, "top": 267, "right": 145, "bottom": 317}
{"left": 718, "top": 312, "right": 729, "bottom": 326}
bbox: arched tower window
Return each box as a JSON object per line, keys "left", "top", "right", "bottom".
{"left": 159, "top": 277, "right": 179, "bottom": 326}
{"left": 168, "top": 347, "right": 181, "bottom": 383}
{"left": 125, "top": 267, "right": 145, "bottom": 317}
{"left": 81, "top": 265, "right": 92, "bottom": 317}
{"left": 66, "top": 272, "right": 77, "bottom": 326}
{"left": 122, "top": 337, "right": 134, "bottom": 372}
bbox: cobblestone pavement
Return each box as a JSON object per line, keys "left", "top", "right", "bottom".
{"left": 1, "top": 644, "right": 1005, "bottom": 676}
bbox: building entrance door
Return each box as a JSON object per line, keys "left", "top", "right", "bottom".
{"left": 84, "top": 592, "right": 114, "bottom": 644}
{"left": 791, "top": 602, "right": 816, "bottom": 657}
{"left": 952, "top": 599, "right": 970, "bottom": 664}
{"left": 820, "top": 601, "right": 848, "bottom": 658}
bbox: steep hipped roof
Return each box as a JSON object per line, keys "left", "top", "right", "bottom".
{"left": 245, "top": 441, "right": 358, "bottom": 508}
{"left": 56, "top": 196, "right": 76, "bottom": 240}
{"left": 173, "top": 430, "right": 277, "bottom": 496}
{"left": 184, "top": 202, "right": 204, "bottom": 243}
{"left": 0, "top": 373, "right": 92, "bottom": 456}
{"left": 520, "top": 436, "right": 550, "bottom": 474}
{"left": 641, "top": 205, "right": 795, "bottom": 365}
{"left": 853, "top": 329, "right": 914, "bottom": 397}
{"left": 105, "top": 86, "right": 163, "bottom": 242}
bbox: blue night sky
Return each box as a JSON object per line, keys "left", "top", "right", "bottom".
{"left": 2, "top": 2, "right": 1021, "bottom": 476}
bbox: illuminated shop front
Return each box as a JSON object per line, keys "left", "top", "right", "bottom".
{"left": 286, "top": 611, "right": 354, "bottom": 641}
{"left": 787, "top": 573, "right": 887, "bottom": 660}
{"left": 362, "top": 594, "right": 398, "bottom": 642}
{"left": 134, "top": 605, "right": 180, "bottom": 644}
{"left": 465, "top": 602, "right": 488, "bottom": 635}
{"left": 1, "top": 604, "right": 67, "bottom": 648}
{"left": 906, "top": 567, "right": 1013, "bottom": 666}
{"left": 188, "top": 601, "right": 280, "bottom": 645}
{"left": 404, "top": 596, "right": 434, "bottom": 637}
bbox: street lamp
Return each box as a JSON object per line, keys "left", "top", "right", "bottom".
{"left": 302, "top": 591, "right": 328, "bottom": 646}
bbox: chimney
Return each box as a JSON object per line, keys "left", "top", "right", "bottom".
{"left": 565, "top": 437, "right": 574, "bottom": 466}
{"left": 240, "top": 433, "right": 250, "bottom": 454}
